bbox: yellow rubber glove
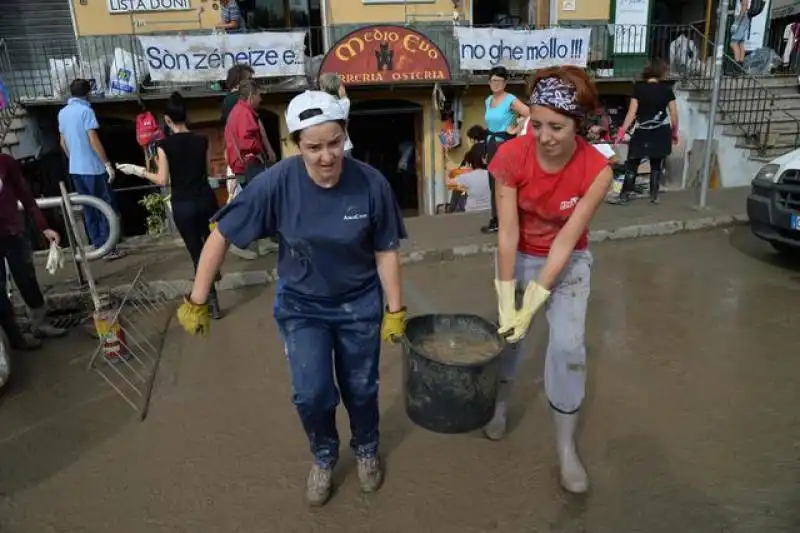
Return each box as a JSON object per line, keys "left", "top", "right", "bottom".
{"left": 506, "top": 280, "right": 550, "bottom": 344}
{"left": 495, "top": 280, "right": 518, "bottom": 338}
{"left": 176, "top": 296, "right": 211, "bottom": 336}
{"left": 381, "top": 306, "right": 407, "bottom": 342}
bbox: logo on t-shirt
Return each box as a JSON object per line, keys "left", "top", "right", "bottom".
{"left": 560, "top": 196, "right": 579, "bottom": 211}
{"left": 343, "top": 206, "right": 368, "bottom": 221}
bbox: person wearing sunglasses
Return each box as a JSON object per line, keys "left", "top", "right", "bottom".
{"left": 483, "top": 66, "right": 530, "bottom": 234}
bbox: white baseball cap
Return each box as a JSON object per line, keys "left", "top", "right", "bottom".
{"left": 285, "top": 90, "right": 348, "bottom": 134}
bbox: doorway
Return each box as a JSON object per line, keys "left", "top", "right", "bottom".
{"left": 348, "top": 99, "right": 422, "bottom": 216}
{"left": 239, "top": 0, "right": 323, "bottom": 56}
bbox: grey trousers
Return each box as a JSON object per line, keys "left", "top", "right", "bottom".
{"left": 497, "top": 250, "right": 593, "bottom": 413}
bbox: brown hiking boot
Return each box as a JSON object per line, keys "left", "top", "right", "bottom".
{"left": 305, "top": 464, "right": 333, "bottom": 506}
{"left": 356, "top": 456, "right": 384, "bottom": 493}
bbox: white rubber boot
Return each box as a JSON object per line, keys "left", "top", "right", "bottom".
{"left": 483, "top": 380, "right": 513, "bottom": 441}
{"left": 553, "top": 410, "right": 589, "bottom": 494}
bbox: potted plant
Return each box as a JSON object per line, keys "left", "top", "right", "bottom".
{"left": 139, "top": 192, "right": 169, "bottom": 237}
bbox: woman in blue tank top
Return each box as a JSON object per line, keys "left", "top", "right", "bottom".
{"left": 483, "top": 66, "right": 529, "bottom": 234}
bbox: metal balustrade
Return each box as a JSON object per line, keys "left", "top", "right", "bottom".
{"left": 0, "top": 23, "right": 695, "bottom": 103}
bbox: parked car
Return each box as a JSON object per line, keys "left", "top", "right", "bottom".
{"left": 747, "top": 148, "right": 800, "bottom": 256}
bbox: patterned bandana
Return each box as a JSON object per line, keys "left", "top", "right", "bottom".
{"left": 529, "top": 77, "right": 584, "bottom": 117}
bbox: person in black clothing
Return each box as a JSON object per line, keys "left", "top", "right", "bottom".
{"left": 117, "top": 93, "right": 222, "bottom": 318}
{"left": 614, "top": 59, "right": 679, "bottom": 205}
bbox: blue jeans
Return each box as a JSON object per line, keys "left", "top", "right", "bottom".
{"left": 69, "top": 173, "right": 116, "bottom": 248}
{"left": 275, "top": 285, "right": 383, "bottom": 469}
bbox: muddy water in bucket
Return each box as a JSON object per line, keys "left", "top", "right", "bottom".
{"left": 402, "top": 314, "right": 505, "bottom": 434}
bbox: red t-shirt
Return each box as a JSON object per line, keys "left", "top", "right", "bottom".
{"left": 488, "top": 135, "right": 609, "bottom": 257}
{"left": 224, "top": 100, "right": 266, "bottom": 175}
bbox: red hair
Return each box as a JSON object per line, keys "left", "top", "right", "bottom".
{"left": 525, "top": 66, "right": 600, "bottom": 116}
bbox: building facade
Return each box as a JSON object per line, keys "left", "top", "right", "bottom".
{"left": 2, "top": 0, "right": 692, "bottom": 222}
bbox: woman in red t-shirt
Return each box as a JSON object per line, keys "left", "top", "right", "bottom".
{"left": 486, "top": 67, "right": 613, "bottom": 494}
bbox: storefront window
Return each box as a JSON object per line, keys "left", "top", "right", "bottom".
{"left": 239, "top": 0, "right": 323, "bottom": 56}
{"left": 472, "top": 0, "right": 529, "bottom": 27}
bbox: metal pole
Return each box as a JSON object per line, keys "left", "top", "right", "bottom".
{"left": 59, "top": 194, "right": 86, "bottom": 288}
{"left": 702, "top": 0, "right": 714, "bottom": 61}
{"left": 699, "top": 0, "right": 730, "bottom": 208}
{"left": 59, "top": 182, "right": 102, "bottom": 312}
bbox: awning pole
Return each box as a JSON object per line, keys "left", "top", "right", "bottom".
{"left": 702, "top": 0, "right": 714, "bottom": 61}
{"left": 699, "top": 0, "right": 730, "bottom": 208}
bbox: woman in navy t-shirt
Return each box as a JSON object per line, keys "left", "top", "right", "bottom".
{"left": 177, "top": 91, "right": 408, "bottom": 507}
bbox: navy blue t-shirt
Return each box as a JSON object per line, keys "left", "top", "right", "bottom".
{"left": 214, "top": 156, "right": 407, "bottom": 301}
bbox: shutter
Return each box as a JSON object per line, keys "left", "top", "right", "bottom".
{"left": 0, "top": 0, "right": 77, "bottom": 71}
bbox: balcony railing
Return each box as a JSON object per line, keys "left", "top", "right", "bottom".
{"left": 681, "top": 26, "right": 800, "bottom": 158}
{"left": 0, "top": 23, "right": 705, "bottom": 104}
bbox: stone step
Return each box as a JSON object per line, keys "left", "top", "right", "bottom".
{"left": 1, "top": 130, "right": 19, "bottom": 147}
{"left": 736, "top": 74, "right": 799, "bottom": 87}
{"left": 682, "top": 74, "right": 798, "bottom": 90}
{"left": 687, "top": 85, "right": 800, "bottom": 99}
{"left": 743, "top": 145, "right": 795, "bottom": 160}
{"left": 691, "top": 94, "right": 800, "bottom": 112}
{"left": 698, "top": 104, "right": 800, "bottom": 123}
{"left": 7, "top": 117, "right": 26, "bottom": 131}
{"left": 722, "top": 124, "right": 800, "bottom": 138}
{"left": 735, "top": 136, "right": 797, "bottom": 150}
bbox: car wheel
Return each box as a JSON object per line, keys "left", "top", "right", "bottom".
{"left": 771, "top": 242, "right": 800, "bottom": 257}
{"left": 0, "top": 329, "right": 10, "bottom": 390}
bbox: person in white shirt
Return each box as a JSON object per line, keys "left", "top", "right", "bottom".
{"left": 669, "top": 32, "right": 700, "bottom": 76}
{"left": 448, "top": 144, "right": 492, "bottom": 212}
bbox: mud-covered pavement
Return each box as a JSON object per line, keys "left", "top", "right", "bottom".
{"left": 2, "top": 227, "right": 799, "bottom": 532}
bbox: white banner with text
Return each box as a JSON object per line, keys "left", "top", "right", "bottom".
{"left": 454, "top": 27, "right": 592, "bottom": 71}
{"left": 137, "top": 31, "right": 307, "bottom": 82}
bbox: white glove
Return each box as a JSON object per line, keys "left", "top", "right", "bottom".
{"left": 105, "top": 162, "right": 116, "bottom": 183}
{"left": 45, "top": 241, "right": 64, "bottom": 275}
{"left": 227, "top": 182, "right": 242, "bottom": 204}
{"left": 115, "top": 163, "right": 146, "bottom": 178}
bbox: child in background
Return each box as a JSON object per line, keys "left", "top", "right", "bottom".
{"left": 466, "top": 125, "right": 488, "bottom": 154}
{"left": 446, "top": 143, "right": 492, "bottom": 213}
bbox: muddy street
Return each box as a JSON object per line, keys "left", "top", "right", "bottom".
{"left": 1, "top": 227, "right": 799, "bottom": 532}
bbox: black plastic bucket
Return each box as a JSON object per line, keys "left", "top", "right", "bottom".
{"left": 401, "top": 314, "right": 504, "bottom": 434}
